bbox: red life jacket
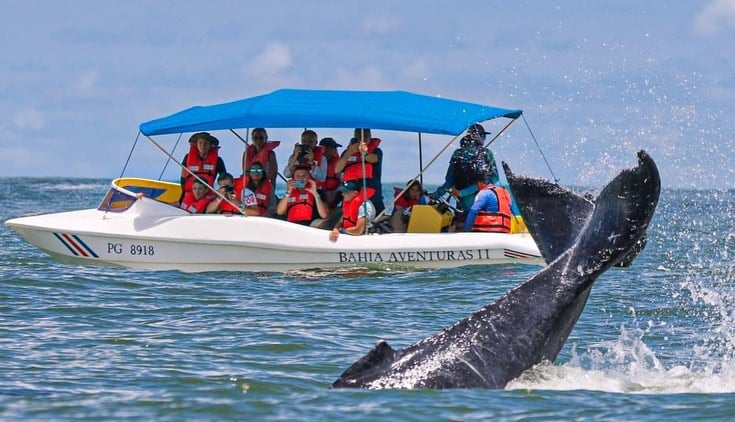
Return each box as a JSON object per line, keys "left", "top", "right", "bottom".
{"left": 286, "top": 189, "right": 316, "bottom": 223}
{"left": 245, "top": 141, "right": 280, "bottom": 181}
{"left": 393, "top": 186, "right": 419, "bottom": 209}
{"left": 342, "top": 138, "right": 381, "bottom": 182}
{"left": 210, "top": 178, "right": 242, "bottom": 215}
{"left": 183, "top": 143, "right": 220, "bottom": 192}
{"left": 312, "top": 145, "right": 324, "bottom": 167}
{"left": 320, "top": 154, "right": 340, "bottom": 191}
{"left": 240, "top": 176, "right": 274, "bottom": 216}
{"left": 342, "top": 188, "right": 373, "bottom": 229}
{"left": 180, "top": 191, "right": 213, "bottom": 214}
{"left": 471, "top": 186, "right": 512, "bottom": 233}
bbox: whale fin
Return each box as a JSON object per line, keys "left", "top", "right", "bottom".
{"left": 504, "top": 164, "right": 593, "bottom": 263}
{"left": 332, "top": 340, "right": 398, "bottom": 388}
{"left": 563, "top": 150, "right": 660, "bottom": 271}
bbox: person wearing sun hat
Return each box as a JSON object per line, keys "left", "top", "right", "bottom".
{"left": 328, "top": 180, "right": 376, "bottom": 241}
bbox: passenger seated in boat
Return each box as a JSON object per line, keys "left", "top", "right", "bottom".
{"left": 242, "top": 127, "right": 279, "bottom": 185}
{"left": 335, "top": 128, "right": 385, "bottom": 214}
{"left": 284, "top": 129, "right": 327, "bottom": 184}
{"left": 180, "top": 179, "right": 215, "bottom": 214}
{"left": 206, "top": 172, "right": 245, "bottom": 215}
{"left": 276, "top": 166, "right": 329, "bottom": 226}
{"left": 238, "top": 161, "right": 276, "bottom": 217}
{"left": 390, "top": 180, "right": 429, "bottom": 233}
{"left": 329, "top": 180, "right": 376, "bottom": 242}
{"left": 436, "top": 124, "right": 498, "bottom": 219}
{"left": 318, "top": 137, "right": 343, "bottom": 211}
{"left": 181, "top": 132, "right": 227, "bottom": 198}
{"left": 463, "top": 179, "right": 512, "bottom": 233}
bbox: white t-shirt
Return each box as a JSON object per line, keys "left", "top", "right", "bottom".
{"left": 357, "top": 199, "right": 376, "bottom": 222}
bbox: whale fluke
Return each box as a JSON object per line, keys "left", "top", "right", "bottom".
{"left": 332, "top": 150, "right": 660, "bottom": 389}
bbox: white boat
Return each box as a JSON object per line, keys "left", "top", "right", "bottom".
{"left": 6, "top": 89, "right": 543, "bottom": 272}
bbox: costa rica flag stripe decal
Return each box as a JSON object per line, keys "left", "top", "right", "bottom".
{"left": 53, "top": 232, "right": 99, "bottom": 258}
{"left": 504, "top": 248, "right": 539, "bottom": 259}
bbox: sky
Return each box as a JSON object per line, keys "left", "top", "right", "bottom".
{"left": 1, "top": 0, "right": 734, "bottom": 188}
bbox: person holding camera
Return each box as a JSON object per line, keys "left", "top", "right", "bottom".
{"left": 276, "top": 166, "right": 329, "bottom": 226}
{"left": 206, "top": 173, "right": 246, "bottom": 214}
{"left": 283, "top": 129, "right": 327, "bottom": 183}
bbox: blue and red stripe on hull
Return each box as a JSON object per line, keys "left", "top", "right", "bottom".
{"left": 52, "top": 233, "right": 99, "bottom": 258}
{"left": 503, "top": 248, "right": 539, "bottom": 259}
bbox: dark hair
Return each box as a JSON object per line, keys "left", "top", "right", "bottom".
{"left": 406, "top": 179, "right": 423, "bottom": 190}
{"left": 302, "top": 129, "right": 318, "bottom": 139}
{"left": 218, "top": 172, "right": 234, "bottom": 183}
{"left": 252, "top": 128, "right": 268, "bottom": 140}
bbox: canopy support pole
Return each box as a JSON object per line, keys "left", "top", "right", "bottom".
{"left": 143, "top": 133, "right": 245, "bottom": 214}
{"left": 418, "top": 132, "right": 424, "bottom": 187}
{"left": 373, "top": 132, "right": 462, "bottom": 222}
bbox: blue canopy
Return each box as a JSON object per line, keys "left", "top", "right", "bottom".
{"left": 139, "top": 89, "right": 522, "bottom": 137}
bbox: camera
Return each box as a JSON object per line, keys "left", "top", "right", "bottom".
{"left": 296, "top": 144, "right": 312, "bottom": 164}
{"left": 294, "top": 180, "right": 307, "bottom": 189}
{"left": 223, "top": 185, "right": 234, "bottom": 194}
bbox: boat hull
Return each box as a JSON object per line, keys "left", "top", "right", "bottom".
{"left": 6, "top": 198, "right": 543, "bottom": 273}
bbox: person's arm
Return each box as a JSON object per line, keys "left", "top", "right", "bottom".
{"left": 463, "top": 190, "right": 488, "bottom": 231}
{"left": 363, "top": 153, "right": 379, "bottom": 164}
{"left": 276, "top": 180, "right": 295, "bottom": 216}
{"left": 438, "top": 161, "right": 455, "bottom": 192}
{"left": 206, "top": 198, "right": 222, "bottom": 214}
{"left": 180, "top": 154, "right": 189, "bottom": 189}
{"left": 335, "top": 143, "right": 360, "bottom": 173}
{"left": 264, "top": 190, "right": 277, "bottom": 217}
{"left": 267, "top": 150, "right": 278, "bottom": 183}
{"left": 217, "top": 157, "right": 227, "bottom": 175}
{"left": 329, "top": 215, "right": 344, "bottom": 242}
{"left": 283, "top": 162, "right": 293, "bottom": 178}
{"left": 307, "top": 181, "right": 329, "bottom": 218}
{"left": 311, "top": 156, "right": 327, "bottom": 182}
{"left": 285, "top": 144, "right": 304, "bottom": 176}
{"left": 344, "top": 217, "right": 366, "bottom": 236}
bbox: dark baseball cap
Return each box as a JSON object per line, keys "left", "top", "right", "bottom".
{"left": 319, "top": 137, "right": 342, "bottom": 148}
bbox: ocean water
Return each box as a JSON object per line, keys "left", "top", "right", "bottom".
{"left": 2, "top": 178, "right": 735, "bottom": 420}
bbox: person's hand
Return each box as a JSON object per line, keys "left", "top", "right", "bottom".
{"left": 347, "top": 141, "right": 360, "bottom": 154}
{"left": 286, "top": 179, "right": 296, "bottom": 193}
{"left": 359, "top": 141, "right": 368, "bottom": 155}
{"left": 306, "top": 179, "right": 318, "bottom": 195}
{"left": 329, "top": 228, "right": 339, "bottom": 242}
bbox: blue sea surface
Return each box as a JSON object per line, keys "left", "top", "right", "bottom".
{"left": 2, "top": 178, "right": 735, "bottom": 420}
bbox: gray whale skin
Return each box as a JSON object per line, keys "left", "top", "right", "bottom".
{"left": 332, "top": 150, "right": 661, "bottom": 389}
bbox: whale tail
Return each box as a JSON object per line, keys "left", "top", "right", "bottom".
{"left": 505, "top": 150, "right": 658, "bottom": 267}
{"left": 332, "top": 151, "right": 660, "bottom": 389}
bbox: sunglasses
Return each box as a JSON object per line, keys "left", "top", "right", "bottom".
{"left": 249, "top": 168, "right": 265, "bottom": 173}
